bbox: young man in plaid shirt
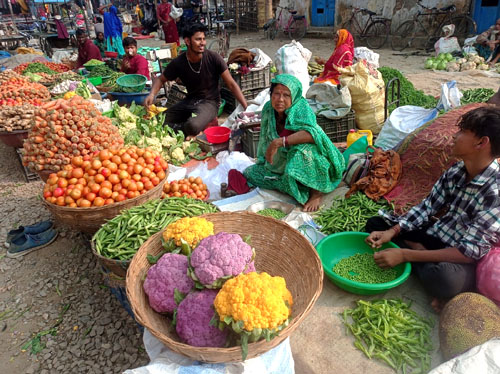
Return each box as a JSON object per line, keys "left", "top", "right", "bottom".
{"left": 365, "top": 106, "right": 500, "bottom": 311}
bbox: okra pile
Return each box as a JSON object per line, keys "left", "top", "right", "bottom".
{"left": 257, "top": 208, "right": 286, "bottom": 220}
{"left": 333, "top": 253, "right": 398, "bottom": 284}
{"left": 342, "top": 299, "right": 434, "bottom": 374}
{"left": 314, "top": 193, "right": 391, "bottom": 235}
{"left": 93, "top": 197, "right": 218, "bottom": 260}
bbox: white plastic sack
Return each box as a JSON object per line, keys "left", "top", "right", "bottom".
{"left": 428, "top": 339, "right": 500, "bottom": 374}
{"left": 434, "top": 37, "right": 461, "bottom": 55}
{"left": 223, "top": 88, "right": 270, "bottom": 130}
{"left": 375, "top": 81, "right": 461, "bottom": 150}
{"left": 275, "top": 41, "right": 311, "bottom": 97}
{"left": 169, "top": 5, "right": 183, "bottom": 19}
{"left": 306, "top": 82, "right": 351, "bottom": 118}
{"left": 354, "top": 47, "right": 380, "bottom": 68}
{"left": 249, "top": 48, "right": 272, "bottom": 71}
{"left": 123, "top": 329, "right": 295, "bottom": 374}
{"left": 187, "top": 151, "right": 255, "bottom": 200}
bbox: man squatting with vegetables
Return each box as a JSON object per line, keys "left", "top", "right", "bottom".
{"left": 365, "top": 107, "right": 500, "bottom": 312}
{"left": 75, "top": 29, "right": 103, "bottom": 69}
{"left": 144, "top": 23, "right": 248, "bottom": 137}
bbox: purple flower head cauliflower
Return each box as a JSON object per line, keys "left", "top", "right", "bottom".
{"left": 189, "top": 232, "right": 254, "bottom": 288}
{"left": 176, "top": 289, "right": 227, "bottom": 347}
{"left": 143, "top": 253, "right": 194, "bottom": 314}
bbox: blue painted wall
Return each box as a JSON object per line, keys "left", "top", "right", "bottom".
{"left": 473, "top": 0, "right": 500, "bottom": 33}
{"left": 311, "top": 0, "right": 335, "bottom": 26}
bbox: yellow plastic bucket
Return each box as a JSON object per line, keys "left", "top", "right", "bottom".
{"left": 347, "top": 129, "right": 373, "bottom": 148}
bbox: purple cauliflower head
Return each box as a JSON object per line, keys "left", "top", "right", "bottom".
{"left": 176, "top": 289, "right": 227, "bottom": 347}
{"left": 189, "top": 232, "right": 254, "bottom": 288}
{"left": 143, "top": 253, "right": 194, "bottom": 314}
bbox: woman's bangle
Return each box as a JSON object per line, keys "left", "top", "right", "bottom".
{"left": 282, "top": 137, "right": 286, "bottom": 148}
{"left": 285, "top": 136, "right": 289, "bottom": 146}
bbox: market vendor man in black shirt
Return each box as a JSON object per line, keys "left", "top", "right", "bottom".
{"left": 144, "top": 23, "right": 248, "bottom": 136}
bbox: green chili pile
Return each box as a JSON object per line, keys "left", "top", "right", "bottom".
{"left": 93, "top": 197, "right": 218, "bottom": 260}
{"left": 23, "top": 62, "right": 57, "bottom": 76}
{"left": 333, "top": 253, "right": 398, "bottom": 283}
{"left": 342, "top": 299, "right": 434, "bottom": 374}
{"left": 257, "top": 208, "right": 286, "bottom": 219}
{"left": 460, "top": 88, "right": 495, "bottom": 105}
{"left": 314, "top": 193, "right": 391, "bottom": 235}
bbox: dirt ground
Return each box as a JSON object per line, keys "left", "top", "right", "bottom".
{"left": 0, "top": 30, "right": 496, "bottom": 374}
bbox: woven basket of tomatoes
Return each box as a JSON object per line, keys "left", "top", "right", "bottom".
{"left": 42, "top": 146, "right": 169, "bottom": 234}
{"left": 162, "top": 176, "right": 209, "bottom": 200}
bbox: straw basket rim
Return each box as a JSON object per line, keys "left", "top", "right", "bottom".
{"left": 126, "top": 211, "right": 323, "bottom": 363}
{"left": 41, "top": 175, "right": 167, "bottom": 214}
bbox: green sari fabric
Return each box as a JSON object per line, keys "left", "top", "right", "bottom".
{"left": 244, "top": 74, "right": 345, "bottom": 204}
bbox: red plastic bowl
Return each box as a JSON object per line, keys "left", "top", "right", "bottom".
{"left": 105, "top": 51, "right": 118, "bottom": 58}
{"left": 204, "top": 126, "right": 230, "bottom": 144}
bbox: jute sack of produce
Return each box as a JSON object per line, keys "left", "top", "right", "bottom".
{"left": 339, "top": 61, "right": 385, "bottom": 134}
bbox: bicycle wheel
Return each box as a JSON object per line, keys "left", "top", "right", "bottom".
{"left": 342, "top": 19, "right": 358, "bottom": 43}
{"left": 207, "top": 39, "right": 219, "bottom": 52}
{"left": 451, "top": 15, "right": 477, "bottom": 45}
{"left": 391, "top": 20, "right": 415, "bottom": 51}
{"left": 365, "top": 20, "right": 389, "bottom": 49}
{"left": 288, "top": 17, "right": 307, "bottom": 41}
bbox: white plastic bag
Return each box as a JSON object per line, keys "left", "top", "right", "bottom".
{"left": 169, "top": 5, "right": 183, "bottom": 20}
{"left": 249, "top": 48, "right": 272, "bottom": 71}
{"left": 434, "top": 37, "right": 461, "bottom": 55}
{"left": 123, "top": 329, "right": 295, "bottom": 374}
{"left": 188, "top": 151, "right": 255, "bottom": 200}
{"left": 375, "top": 81, "right": 462, "bottom": 150}
{"left": 275, "top": 41, "right": 311, "bottom": 97}
{"left": 354, "top": 47, "right": 380, "bottom": 68}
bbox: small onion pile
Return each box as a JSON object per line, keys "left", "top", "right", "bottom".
{"left": 22, "top": 96, "right": 123, "bottom": 172}
{"left": 43, "top": 146, "right": 169, "bottom": 208}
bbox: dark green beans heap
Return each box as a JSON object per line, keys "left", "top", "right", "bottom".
{"left": 257, "top": 208, "right": 286, "bottom": 219}
{"left": 88, "top": 65, "right": 115, "bottom": 78}
{"left": 460, "top": 88, "right": 495, "bottom": 105}
{"left": 342, "top": 299, "right": 434, "bottom": 374}
{"left": 93, "top": 197, "right": 218, "bottom": 260}
{"left": 314, "top": 193, "right": 391, "bottom": 235}
{"left": 333, "top": 253, "right": 398, "bottom": 283}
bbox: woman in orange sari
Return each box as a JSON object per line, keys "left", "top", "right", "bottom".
{"left": 314, "top": 29, "right": 354, "bottom": 84}
{"left": 157, "top": 0, "right": 180, "bottom": 46}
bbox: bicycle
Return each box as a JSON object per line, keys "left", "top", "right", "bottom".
{"left": 341, "top": 6, "right": 390, "bottom": 49}
{"left": 264, "top": 6, "right": 307, "bottom": 41}
{"left": 207, "top": 19, "right": 235, "bottom": 58}
{"left": 391, "top": 0, "right": 476, "bottom": 52}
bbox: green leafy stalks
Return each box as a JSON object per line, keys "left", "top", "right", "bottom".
{"left": 341, "top": 299, "right": 434, "bottom": 374}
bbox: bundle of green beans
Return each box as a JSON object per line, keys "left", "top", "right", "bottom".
{"left": 342, "top": 299, "right": 434, "bottom": 374}
{"left": 257, "top": 208, "right": 286, "bottom": 219}
{"left": 93, "top": 197, "right": 218, "bottom": 260}
{"left": 333, "top": 253, "right": 398, "bottom": 283}
{"left": 314, "top": 193, "right": 391, "bottom": 235}
{"left": 460, "top": 88, "right": 495, "bottom": 105}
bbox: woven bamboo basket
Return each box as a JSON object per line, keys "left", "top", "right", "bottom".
{"left": 42, "top": 176, "right": 167, "bottom": 234}
{"left": 126, "top": 211, "right": 323, "bottom": 363}
{"left": 91, "top": 239, "right": 130, "bottom": 278}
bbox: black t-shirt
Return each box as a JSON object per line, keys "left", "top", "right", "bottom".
{"left": 163, "top": 50, "right": 227, "bottom": 101}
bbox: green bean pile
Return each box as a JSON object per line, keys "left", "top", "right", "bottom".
{"left": 257, "top": 208, "right": 286, "bottom": 219}
{"left": 88, "top": 65, "right": 114, "bottom": 78}
{"left": 460, "top": 88, "right": 495, "bottom": 105}
{"left": 342, "top": 299, "right": 434, "bottom": 373}
{"left": 314, "top": 193, "right": 391, "bottom": 235}
{"left": 93, "top": 197, "right": 218, "bottom": 260}
{"left": 333, "top": 253, "right": 398, "bottom": 284}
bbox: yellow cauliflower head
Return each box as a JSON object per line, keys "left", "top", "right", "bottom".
{"left": 163, "top": 217, "right": 214, "bottom": 248}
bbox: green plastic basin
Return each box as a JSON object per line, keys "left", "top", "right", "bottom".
{"left": 316, "top": 232, "right": 411, "bottom": 295}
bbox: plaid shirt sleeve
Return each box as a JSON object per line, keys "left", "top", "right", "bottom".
{"left": 457, "top": 201, "right": 500, "bottom": 260}
{"left": 396, "top": 171, "right": 451, "bottom": 232}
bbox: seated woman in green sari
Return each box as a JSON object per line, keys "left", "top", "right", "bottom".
{"left": 244, "top": 74, "right": 345, "bottom": 212}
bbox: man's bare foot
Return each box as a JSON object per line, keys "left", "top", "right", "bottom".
{"left": 303, "top": 189, "right": 323, "bottom": 212}
{"left": 431, "top": 298, "right": 448, "bottom": 314}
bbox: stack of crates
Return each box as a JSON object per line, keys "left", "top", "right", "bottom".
{"left": 166, "top": 84, "right": 187, "bottom": 108}
{"left": 316, "top": 110, "right": 356, "bottom": 143}
{"left": 241, "top": 127, "right": 261, "bottom": 158}
{"left": 221, "top": 65, "right": 272, "bottom": 114}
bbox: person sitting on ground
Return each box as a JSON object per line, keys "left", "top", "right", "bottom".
{"left": 94, "top": 31, "right": 106, "bottom": 58}
{"left": 314, "top": 29, "right": 354, "bottom": 84}
{"left": 75, "top": 29, "right": 102, "bottom": 69}
{"left": 476, "top": 18, "right": 500, "bottom": 65}
{"left": 121, "top": 37, "right": 150, "bottom": 79}
{"left": 243, "top": 74, "right": 345, "bottom": 212}
{"left": 94, "top": 16, "right": 105, "bottom": 36}
{"left": 144, "top": 23, "right": 247, "bottom": 137}
{"left": 364, "top": 106, "right": 500, "bottom": 312}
